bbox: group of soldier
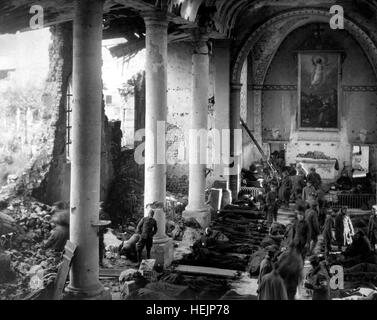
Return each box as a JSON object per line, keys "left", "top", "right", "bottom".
{"left": 257, "top": 164, "right": 377, "bottom": 300}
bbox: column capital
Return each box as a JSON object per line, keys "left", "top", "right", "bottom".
{"left": 189, "top": 28, "right": 211, "bottom": 55}
{"left": 142, "top": 10, "right": 169, "bottom": 28}
{"left": 231, "top": 82, "right": 243, "bottom": 91}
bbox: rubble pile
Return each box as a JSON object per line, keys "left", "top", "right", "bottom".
{"left": 0, "top": 197, "right": 60, "bottom": 300}
{"left": 4, "top": 199, "right": 55, "bottom": 244}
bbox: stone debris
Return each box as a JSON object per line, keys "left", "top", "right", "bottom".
{"left": 0, "top": 197, "right": 61, "bottom": 300}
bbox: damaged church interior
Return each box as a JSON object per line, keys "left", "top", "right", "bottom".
{"left": 1, "top": 0, "right": 377, "bottom": 302}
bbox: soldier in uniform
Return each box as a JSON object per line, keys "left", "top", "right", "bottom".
{"left": 136, "top": 204, "right": 158, "bottom": 264}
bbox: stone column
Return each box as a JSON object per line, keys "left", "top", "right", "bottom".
{"left": 253, "top": 88, "right": 263, "bottom": 147}
{"left": 213, "top": 40, "right": 231, "bottom": 182}
{"left": 183, "top": 34, "right": 211, "bottom": 229}
{"left": 229, "top": 83, "right": 243, "bottom": 201}
{"left": 143, "top": 11, "right": 173, "bottom": 268}
{"left": 66, "top": 0, "right": 110, "bottom": 300}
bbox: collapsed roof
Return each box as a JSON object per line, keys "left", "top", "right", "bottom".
{"left": 1, "top": 0, "right": 377, "bottom": 59}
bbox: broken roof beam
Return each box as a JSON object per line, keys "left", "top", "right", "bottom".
{"left": 109, "top": 38, "right": 145, "bottom": 58}
{"left": 0, "top": 0, "right": 198, "bottom": 37}
{"left": 112, "top": 0, "right": 197, "bottom": 26}
{"left": 109, "top": 29, "right": 195, "bottom": 59}
{"left": 0, "top": 0, "right": 75, "bottom": 34}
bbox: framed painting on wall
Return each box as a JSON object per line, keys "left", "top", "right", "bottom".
{"left": 298, "top": 52, "right": 341, "bottom": 131}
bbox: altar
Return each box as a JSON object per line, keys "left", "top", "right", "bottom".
{"left": 296, "top": 158, "right": 338, "bottom": 181}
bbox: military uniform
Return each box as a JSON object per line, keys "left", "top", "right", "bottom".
{"left": 368, "top": 214, "right": 377, "bottom": 251}
{"left": 305, "top": 264, "right": 330, "bottom": 300}
{"left": 136, "top": 216, "right": 158, "bottom": 262}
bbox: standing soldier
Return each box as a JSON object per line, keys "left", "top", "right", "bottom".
{"left": 136, "top": 204, "right": 158, "bottom": 264}
{"left": 322, "top": 210, "right": 334, "bottom": 257}
{"left": 291, "top": 204, "right": 311, "bottom": 258}
{"left": 277, "top": 243, "right": 304, "bottom": 300}
{"left": 258, "top": 263, "right": 288, "bottom": 300}
{"left": 302, "top": 181, "right": 317, "bottom": 204}
{"left": 334, "top": 207, "right": 345, "bottom": 251}
{"left": 266, "top": 183, "right": 279, "bottom": 225}
{"left": 98, "top": 204, "right": 111, "bottom": 267}
{"left": 296, "top": 163, "right": 308, "bottom": 178}
{"left": 279, "top": 170, "right": 292, "bottom": 209}
{"left": 368, "top": 205, "right": 377, "bottom": 252}
{"left": 305, "top": 200, "right": 321, "bottom": 255}
{"left": 290, "top": 169, "right": 306, "bottom": 202}
{"left": 307, "top": 168, "right": 322, "bottom": 190}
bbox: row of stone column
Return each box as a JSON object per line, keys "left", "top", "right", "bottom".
{"left": 143, "top": 13, "right": 212, "bottom": 264}
{"left": 66, "top": 1, "right": 218, "bottom": 299}
{"left": 143, "top": 14, "right": 213, "bottom": 222}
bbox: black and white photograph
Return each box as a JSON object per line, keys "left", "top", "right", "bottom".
{"left": 1, "top": 0, "right": 377, "bottom": 311}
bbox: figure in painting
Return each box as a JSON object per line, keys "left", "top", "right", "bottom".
{"left": 300, "top": 53, "right": 339, "bottom": 129}
{"left": 311, "top": 56, "right": 327, "bottom": 87}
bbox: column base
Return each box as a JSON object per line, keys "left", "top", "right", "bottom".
{"left": 151, "top": 238, "right": 174, "bottom": 269}
{"left": 64, "top": 286, "right": 112, "bottom": 301}
{"left": 183, "top": 207, "right": 211, "bottom": 229}
{"left": 229, "top": 175, "right": 240, "bottom": 203}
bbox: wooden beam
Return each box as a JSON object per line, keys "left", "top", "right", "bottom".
{"left": 174, "top": 265, "right": 241, "bottom": 279}
{"left": 99, "top": 268, "right": 124, "bottom": 278}
{"left": 52, "top": 240, "right": 76, "bottom": 300}
{"left": 0, "top": 0, "right": 75, "bottom": 34}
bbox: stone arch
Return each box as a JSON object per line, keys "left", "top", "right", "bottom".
{"left": 231, "top": 9, "right": 377, "bottom": 85}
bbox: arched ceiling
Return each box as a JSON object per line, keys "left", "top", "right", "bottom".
{"left": 3, "top": 1, "right": 376, "bottom": 36}
{"left": 230, "top": 8, "right": 377, "bottom": 85}
{"left": 200, "top": 0, "right": 377, "bottom": 39}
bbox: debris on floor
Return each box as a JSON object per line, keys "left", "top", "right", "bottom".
{"left": 0, "top": 197, "right": 62, "bottom": 300}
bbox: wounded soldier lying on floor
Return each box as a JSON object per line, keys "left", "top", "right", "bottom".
{"left": 233, "top": 194, "right": 260, "bottom": 210}
{"left": 342, "top": 230, "right": 377, "bottom": 267}
{"left": 193, "top": 228, "right": 229, "bottom": 249}
{"left": 118, "top": 233, "right": 141, "bottom": 262}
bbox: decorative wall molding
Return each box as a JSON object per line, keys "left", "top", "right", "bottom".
{"left": 248, "top": 84, "right": 377, "bottom": 92}
{"left": 248, "top": 84, "right": 297, "bottom": 91}
{"left": 342, "top": 85, "right": 377, "bottom": 92}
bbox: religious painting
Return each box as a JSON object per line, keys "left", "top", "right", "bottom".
{"left": 298, "top": 52, "right": 340, "bottom": 130}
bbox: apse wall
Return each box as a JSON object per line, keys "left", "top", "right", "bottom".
{"left": 261, "top": 23, "right": 377, "bottom": 176}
